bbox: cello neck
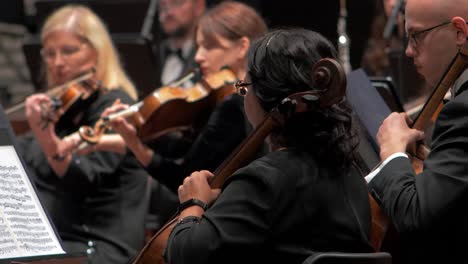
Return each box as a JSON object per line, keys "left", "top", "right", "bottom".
{"left": 412, "top": 41, "right": 468, "bottom": 131}
{"left": 210, "top": 112, "right": 279, "bottom": 188}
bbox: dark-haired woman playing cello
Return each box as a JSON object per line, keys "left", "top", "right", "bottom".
{"left": 16, "top": 5, "right": 149, "bottom": 264}
{"left": 164, "top": 28, "right": 374, "bottom": 264}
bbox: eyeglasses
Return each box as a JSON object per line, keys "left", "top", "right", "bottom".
{"left": 234, "top": 80, "right": 251, "bottom": 96}
{"left": 408, "top": 21, "right": 451, "bottom": 49}
{"left": 41, "top": 43, "right": 87, "bottom": 62}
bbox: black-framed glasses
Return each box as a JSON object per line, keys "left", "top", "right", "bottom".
{"left": 234, "top": 80, "right": 252, "bottom": 96}
{"left": 408, "top": 21, "right": 451, "bottom": 48}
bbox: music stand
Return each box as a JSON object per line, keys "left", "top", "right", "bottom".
{"left": 22, "top": 33, "right": 158, "bottom": 99}
{"left": 0, "top": 104, "right": 87, "bottom": 263}
{"left": 346, "top": 69, "right": 393, "bottom": 171}
{"left": 369, "top": 76, "right": 405, "bottom": 113}
{"left": 4, "top": 253, "right": 86, "bottom": 264}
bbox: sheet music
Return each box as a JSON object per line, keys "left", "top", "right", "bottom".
{"left": 0, "top": 146, "right": 65, "bottom": 259}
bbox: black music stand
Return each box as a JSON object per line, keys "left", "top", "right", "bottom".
{"left": 346, "top": 69, "right": 393, "bottom": 172}
{"left": 5, "top": 253, "right": 86, "bottom": 264}
{"left": 22, "top": 33, "right": 158, "bottom": 99}
{"left": 370, "top": 76, "right": 405, "bottom": 113}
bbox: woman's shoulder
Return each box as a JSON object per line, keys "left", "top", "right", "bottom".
{"left": 215, "top": 93, "right": 244, "bottom": 110}
{"left": 247, "top": 149, "right": 308, "bottom": 166}
{"left": 234, "top": 150, "right": 317, "bottom": 184}
{"left": 101, "top": 87, "right": 136, "bottom": 105}
{"left": 208, "top": 93, "right": 245, "bottom": 123}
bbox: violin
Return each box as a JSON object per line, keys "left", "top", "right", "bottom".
{"left": 369, "top": 41, "right": 468, "bottom": 255}
{"left": 78, "top": 67, "right": 237, "bottom": 145}
{"left": 130, "top": 58, "right": 347, "bottom": 264}
{"left": 6, "top": 70, "right": 99, "bottom": 116}
{"left": 6, "top": 70, "right": 101, "bottom": 131}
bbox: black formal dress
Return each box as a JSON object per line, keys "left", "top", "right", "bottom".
{"left": 144, "top": 93, "right": 251, "bottom": 193}
{"left": 16, "top": 89, "right": 149, "bottom": 264}
{"left": 165, "top": 149, "right": 373, "bottom": 264}
{"left": 368, "top": 79, "right": 468, "bottom": 263}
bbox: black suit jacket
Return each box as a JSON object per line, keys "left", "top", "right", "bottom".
{"left": 166, "top": 149, "right": 373, "bottom": 264}
{"left": 145, "top": 93, "right": 250, "bottom": 193}
{"left": 154, "top": 40, "right": 198, "bottom": 88}
{"left": 368, "top": 81, "right": 468, "bottom": 263}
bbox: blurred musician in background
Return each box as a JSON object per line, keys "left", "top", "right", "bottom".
{"left": 86, "top": 1, "right": 267, "bottom": 198}
{"left": 15, "top": 5, "right": 149, "bottom": 264}
{"left": 155, "top": 0, "right": 206, "bottom": 88}
{"left": 361, "top": 0, "right": 432, "bottom": 114}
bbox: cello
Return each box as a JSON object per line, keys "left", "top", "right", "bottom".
{"left": 369, "top": 40, "right": 468, "bottom": 253}
{"left": 130, "top": 58, "right": 347, "bottom": 264}
{"left": 77, "top": 67, "right": 237, "bottom": 145}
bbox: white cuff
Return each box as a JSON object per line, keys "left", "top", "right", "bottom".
{"left": 365, "top": 152, "right": 408, "bottom": 183}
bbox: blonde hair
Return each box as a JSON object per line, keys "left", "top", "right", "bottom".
{"left": 41, "top": 4, "right": 138, "bottom": 100}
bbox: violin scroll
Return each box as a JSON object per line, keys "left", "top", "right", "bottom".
{"left": 79, "top": 121, "right": 105, "bottom": 145}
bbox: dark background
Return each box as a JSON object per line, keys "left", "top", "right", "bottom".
{"left": 0, "top": 0, "right": 377, "bottom": 99}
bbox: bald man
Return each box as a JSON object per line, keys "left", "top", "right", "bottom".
{"left": 366, "top": 0, "right": 468, "bottom": 262}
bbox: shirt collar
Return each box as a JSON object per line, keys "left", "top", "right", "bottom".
{"left": 452, "top": 68, "right": 468, "bottom": 98}
{"left": 166, "top": 40, "right": 194, "bottom": 60}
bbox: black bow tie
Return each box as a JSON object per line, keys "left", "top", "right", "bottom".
{"left": 165, "top": 47, "right": 185, "bottom": 61}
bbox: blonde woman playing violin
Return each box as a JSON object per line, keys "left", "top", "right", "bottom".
{"left": 16, "top": 5, "right": 149, "bottom": 264}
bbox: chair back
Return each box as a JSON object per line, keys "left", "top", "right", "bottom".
{"left": 302, "top": 252, "right": 392, "bottom": 264}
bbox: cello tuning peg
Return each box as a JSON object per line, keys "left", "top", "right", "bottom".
{"left": 301, "top": 94, "right": 320, "bottom": 110}
{"left": 301, "top": 94, "right": 319, "bottom": 103}
{"left": 277, "top": 97, "right": 296, "bottom": 116}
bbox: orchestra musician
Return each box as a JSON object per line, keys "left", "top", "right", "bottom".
{"left": 15, "top": 5, "right": 149, "bottom": 264}
{"left": 164, "top": 28, "right": 374, "bottom": 264}
{"left": 94, "top": 1, "right": 268, "bottom": 196}
{"left": 366, "top": 0, "right": 468, "bottom": 262}
{"left": 155, "top": 0, "right": 206, "bottom": 88}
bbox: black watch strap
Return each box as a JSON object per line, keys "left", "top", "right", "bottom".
{"left": 177, "top": 216, "right": 201, "bottom": 225}
{"left": 178, "top": 198, "right": 208, "bottom": 213}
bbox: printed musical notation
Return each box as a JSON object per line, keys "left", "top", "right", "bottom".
{"left": 0, "top": 146, "right": 65, "bottom": 259}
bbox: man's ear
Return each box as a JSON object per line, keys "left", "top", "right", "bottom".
{"left": 195, "top": 0, "right": 206, "bottom": 17}
{"left": 237, "top": 36, "right": 250, "bottom": 60}
{"left": 451, "top": 16, "right": 468, "bottom": 46}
